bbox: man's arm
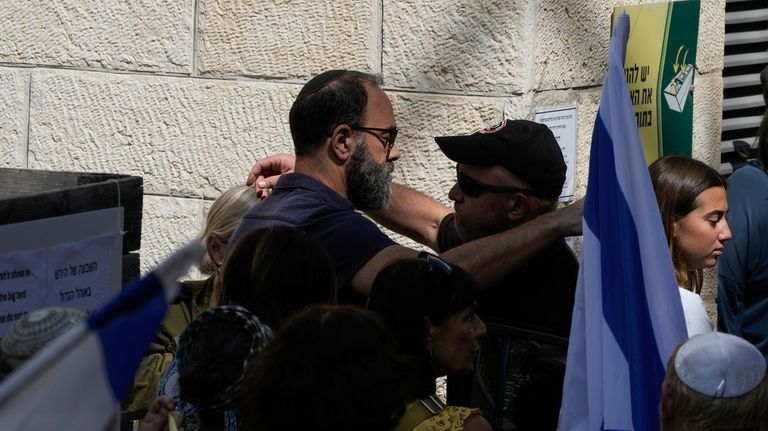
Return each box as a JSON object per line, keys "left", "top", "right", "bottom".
{"left": 348, "top": 244, "right": 420, "bottom": 296}
{"left": 367, "top": 183, "right": 452, "bottom": 251}
{"left": 439, "top": 199, "right": 583, "bottom": 292}
{"left": 352, "top": 200, "right": 583, "bottom": 295}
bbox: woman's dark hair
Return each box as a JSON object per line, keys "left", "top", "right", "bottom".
{"left": 649, "top": 155, "right": 725, "bottom": 292}
{"left": 214, "top": 226, "right": 337, "bottom": 330}
{"left": 237, "top": 305, "right": 415, "bottom": 431}
{"left": 289, "top": 70, "right": 382, "bottom": 155}
{"left": 368, "top": 255, "right": 477, "bottom": 397}
{"left": 177, "top": 306, "right": 272, "bottom": 428}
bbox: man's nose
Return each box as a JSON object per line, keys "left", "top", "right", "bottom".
{"left": 448, "top": 182, "right": 461, "bottom": 202}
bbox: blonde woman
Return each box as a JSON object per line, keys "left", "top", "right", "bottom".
{"left": 126, "top": 185, "right": 259, "bottom": 414}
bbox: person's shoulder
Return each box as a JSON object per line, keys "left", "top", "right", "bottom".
{"left": 729, "top": 163, "right": 768, "bottom": 187}
{"left": 678, "top": 287, "right": 707, "bottom": 312}
{"left": 546, "top": 238, "right": 578, "bottom": 258}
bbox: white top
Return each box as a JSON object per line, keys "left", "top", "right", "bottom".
{"left": 679, "top": 287, "right": 713, "bottom": 337}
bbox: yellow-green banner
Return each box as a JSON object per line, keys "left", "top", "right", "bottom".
{"left": 612, "top": 0, "right": 700, "bottom": 163}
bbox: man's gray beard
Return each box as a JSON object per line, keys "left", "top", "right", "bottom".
{"left": 346, "top": 138, "right": 394, "bottom": 211}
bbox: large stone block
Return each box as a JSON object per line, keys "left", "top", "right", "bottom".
{"left": 0, "top": 0, "right": 194, "bottom": 73}
{"left": 691, "top": 73, "right": 723, "bottom": 168}
{"left": 383, "top": 0, "right": 533, "bottom": 93}
{"left": 141, "top": 195, "right": 206, "bottom": 277}
{"left": 28, "top": 71, "right": 297, "bottom": 197}
{"left": 534, "top": 0, "right": 624, "bottom": 90}
{"left": 388, "top": 91, "right": 517, "bottom": 205}
{"left": 697, "top": 0, "right": 725, "bottom": 74}
{"left": 535, "top": 0, "right": 721, "bottom": 90}
{"left": 0, "top": 69, "right": 28, "bottom": 168}
{"left": 197, "top": 0, "right": 376, "bottom": 78}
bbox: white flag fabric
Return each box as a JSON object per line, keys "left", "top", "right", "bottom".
{"left": 557, "top": 13, "right": 688, "bottom": 431}
{"left": 0, "top": 241, "right": 203, "bottom": 430}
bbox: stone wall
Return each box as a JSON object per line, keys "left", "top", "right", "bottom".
{"left": 0, "top": 0, "right": 725, "bottom": 307}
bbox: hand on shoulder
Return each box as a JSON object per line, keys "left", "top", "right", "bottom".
{"left": 246, "top": 153, "right": 296, "bottom": 199}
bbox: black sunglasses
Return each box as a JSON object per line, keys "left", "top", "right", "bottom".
{"left": 456, "top": 167, "right": 542, "bottom": 198}
{"left": 352, "top": 126, "right": 397, "bottom": 157}
{"left": 418, "top": 251, "right": 452, "bottom": 275}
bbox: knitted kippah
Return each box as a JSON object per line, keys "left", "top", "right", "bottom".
{"left": 1, "top": 307, "right": 85, "bottom": 360}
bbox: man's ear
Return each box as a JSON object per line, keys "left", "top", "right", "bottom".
{"left": 506, "top": 193, "right": 529, "bottom": 222}
{"left": 328, "top": 124, "right": 356, "bottom": 162}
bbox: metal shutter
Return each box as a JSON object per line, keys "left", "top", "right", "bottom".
{"left": 721, "top": 0, "right": 768, "bottom": 175}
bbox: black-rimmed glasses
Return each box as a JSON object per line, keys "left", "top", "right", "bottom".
{"left": 456, "top": 167, "right": 542, "bottom": 198}
{"left": 352, "top": 126, "right": 398, "bottom": 158}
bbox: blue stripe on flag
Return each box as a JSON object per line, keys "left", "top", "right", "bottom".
{"left": 586, "top": 115, "right": 665, "bottom": 430}
{"left": 88, "top": 272, "right": 168, "bottom": 401}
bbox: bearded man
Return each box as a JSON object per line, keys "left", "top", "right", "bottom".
{"left": 232, "top": 70, "right": 582, "bottom": 303}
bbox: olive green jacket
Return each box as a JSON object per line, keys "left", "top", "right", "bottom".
{"left": 124, "top": 277, "right": 214, "bottom": 413}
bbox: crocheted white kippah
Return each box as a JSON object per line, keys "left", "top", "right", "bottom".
{"left": 1, "top": 307, "right": 85, "bottom": 360}
{"left": 674, "top": 332, "right": 766, "bottom": 398}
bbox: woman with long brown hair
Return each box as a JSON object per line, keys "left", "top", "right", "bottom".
{"left": 650, "top": 155, "right": 732, "bottom": 336}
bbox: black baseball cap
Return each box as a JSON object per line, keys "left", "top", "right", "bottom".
{"left": 435, "top": 119, "right": 566, "bottom": 199}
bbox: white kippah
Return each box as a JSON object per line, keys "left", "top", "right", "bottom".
{"left": 674, "top": 332, "right": 766, "bottom": 398}
{"left": 1, "top": 307, "right": 85, "bottom": 360}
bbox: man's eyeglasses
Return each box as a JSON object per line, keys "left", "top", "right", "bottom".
{"left": 456, "top": 167, "right": 542, "bottom": 198}
{"left": 418, "top": 251, "right": 452, "bottom": 275}
{"left": 352, "top": 126, "right": 397, "bottom": 157}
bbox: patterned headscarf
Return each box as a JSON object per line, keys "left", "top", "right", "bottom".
{"left": 175, "top": 305, "right": 273, "bottom": 428}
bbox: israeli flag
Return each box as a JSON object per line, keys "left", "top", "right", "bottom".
{"left": 0, "top": 242, "right": 203, "bottom": 430}
{"left": 557, "top": 13, "right": 688, "bottom": 431}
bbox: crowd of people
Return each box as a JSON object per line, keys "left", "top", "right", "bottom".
{"left": 2, "top": 67, "right": 767, "bottom": 430}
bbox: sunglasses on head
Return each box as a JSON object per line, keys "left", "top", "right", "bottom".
{"left": 456, "top": 166, "right": 543, "bottom": 198}
{"left": 418, "top": 251, "right": 452, "bottom": 275}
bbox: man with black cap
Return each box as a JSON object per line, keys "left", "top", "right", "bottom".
{"left": 430, "top": 119, "right": 578, "bottom": 428}
{"left": 237, "top": 69, "right": 582, "bottom": 305}
{"left": 433, "top": 118, "right": 577, "bottom": 335}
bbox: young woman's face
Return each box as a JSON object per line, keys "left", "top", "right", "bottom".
{"left": 673, "top": 186, "right": 732, "bottom": 270}
{"left": 428, "top": 304, "right": 487, "bottom": 377}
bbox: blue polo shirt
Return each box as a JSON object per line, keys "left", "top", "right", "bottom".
{"left": 229, "top": 173, "right": 397, "bottom": 301}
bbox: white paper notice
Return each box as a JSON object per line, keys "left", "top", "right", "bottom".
{"left": 47, "top": 234, "right": 119, "bottom": 315}
{"left": 534, "top": 105, "right": 577, "bottom": 201}
{"left": 0, "top": 249, "right": 47, "bottom": 330}
{"left": 0, "top": 208, "right": 122, "bottom": 335}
